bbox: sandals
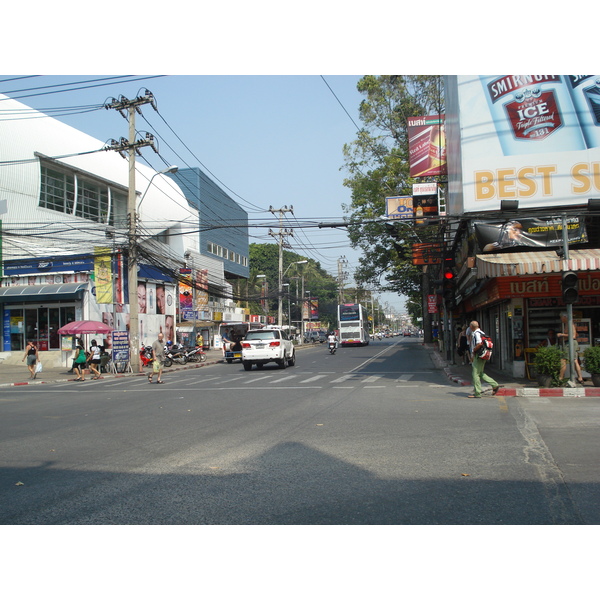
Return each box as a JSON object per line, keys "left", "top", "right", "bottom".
{"left": 156, "top": 380, "right": 164, "bottom": 384}
{"left": 468, "top": 394, "right": 481, "bottom": 398}
{"left": 148, "top": 375, "right": 153, "bottom": 383}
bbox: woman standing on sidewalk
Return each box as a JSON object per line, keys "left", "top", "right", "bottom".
{"left": 73, "top": 345, "right": 87, "bottom": 381}
{"left": 22, "top": 340, "right": 39, "bottom": 379}
{"left": 88, "top": 340, "right": 102, "bottom": 380}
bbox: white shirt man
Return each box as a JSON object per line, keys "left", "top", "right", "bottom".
{"left": 468, "top": 321, "right": 499, "bottom": 398}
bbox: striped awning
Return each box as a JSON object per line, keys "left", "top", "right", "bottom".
{"left": 476, "top": 249, "right": 600, "bottom": 279}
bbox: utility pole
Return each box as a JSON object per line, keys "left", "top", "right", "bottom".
{"left": 105, "top": 91, "right": 157, "bottom": 372}
{"left": 562, "top": 213, "right": 576, "bottom": 386}
{"left": 337, "top": 255, "right": 349, "bottom": 304}
{"left": 269, "top": 205, "right": 294, "bottom": 327}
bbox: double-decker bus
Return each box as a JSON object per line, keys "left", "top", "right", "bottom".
{"left": 337, "top": 304, "right": 370, "bottom": 346}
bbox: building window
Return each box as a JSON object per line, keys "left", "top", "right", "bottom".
{"left": 40, "top": 167, "right": 75, "bottom": 214}
{"left": 76, "top": 179, "right": 108, "bottom": 222}
{"left": 39, "top": 163, "right": 126, "bottom": 225}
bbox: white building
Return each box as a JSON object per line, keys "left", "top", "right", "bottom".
{"left": 0, "top": 93, "right": 239, "bottom": 363}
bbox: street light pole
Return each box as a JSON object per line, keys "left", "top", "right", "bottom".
{"left": 128, "top": 164, "right": 178, "bottom": 372}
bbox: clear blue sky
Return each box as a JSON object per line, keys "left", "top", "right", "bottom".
{"left": 1, "top": 73, "right": 408, "bottom": 314}
{"left": 3, "top": 5, "right": 585, "bottom": 317}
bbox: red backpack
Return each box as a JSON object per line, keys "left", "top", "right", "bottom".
{"left": 477, "top": 331, "right": 494, "bottom": 361}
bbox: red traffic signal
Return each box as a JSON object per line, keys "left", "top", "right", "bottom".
{"left": 443, "top": 270, "right": 455, "bottom": 280}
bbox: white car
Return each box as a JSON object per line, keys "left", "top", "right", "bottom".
{"left": 241, "top": 329, "right": 296, "bottom": 370}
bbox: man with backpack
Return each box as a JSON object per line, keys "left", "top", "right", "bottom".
{"left": 468, "top": 320, "right": 500, "bottom": 398}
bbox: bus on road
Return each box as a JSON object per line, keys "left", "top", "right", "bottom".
{"left": 337, "top": 304, "right": 370, "bottom": 346}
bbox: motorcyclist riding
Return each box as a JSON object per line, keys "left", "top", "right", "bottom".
{"left": 327, "top": 331, "right": 338, "bottom": 354}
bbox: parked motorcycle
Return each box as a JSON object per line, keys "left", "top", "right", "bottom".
{"left": 166, "top": 343, "right": 188, "bottom": 365}
{"left": 184, "top": 345, "right": 207, "bottom": 363}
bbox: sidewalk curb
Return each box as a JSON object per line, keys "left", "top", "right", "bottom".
{"left": 0, "top": 359, "right": 223, "bottom": 388}
{"left": 428, "top": 343, "right": 600, "bottom": 398}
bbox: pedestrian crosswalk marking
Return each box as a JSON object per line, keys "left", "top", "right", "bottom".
{"left": 46, "top": 370, "right": 444, "bottom": 391}
{"left": 269, "top": 376, "right": 298, "bottom": 384}
{"left": 396, "top": 374, "right": 414, "bottom": 382}
{"left": 299, "top": 375, "right": 328, "bottom": 383}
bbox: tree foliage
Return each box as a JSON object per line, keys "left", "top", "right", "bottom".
{"left": 342, "top": 75, "right": 444, "bottom": 317}
{"left": 247, "top": 243, "right": 340, "bottom": 329}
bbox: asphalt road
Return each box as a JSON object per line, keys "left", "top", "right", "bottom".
{"left": 0, "top": 337, "right": 597, "bottom": 525}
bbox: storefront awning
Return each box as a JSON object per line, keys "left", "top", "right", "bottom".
{"left": 0, "top": 282, "right": 88, "bottom": 303}
{"left": 476, "top": 249, "right": 600, "bottom": 279}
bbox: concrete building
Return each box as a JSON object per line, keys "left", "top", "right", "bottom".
{"left": 0, "top": 93, "right": 247, "bottom": 365}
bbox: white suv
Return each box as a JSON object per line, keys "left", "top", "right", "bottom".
{"left": 241, "top": 329, "right": 296, "bottom": 371}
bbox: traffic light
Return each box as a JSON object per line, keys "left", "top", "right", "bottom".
{"left": 442, "top": 270, "right": 456, "bottom": 307}
{"left": 562, "top": 271, "right": 578, "bottom": 304}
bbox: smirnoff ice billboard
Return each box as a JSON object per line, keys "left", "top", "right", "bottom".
{"left": 449, "top": 75, "right": 600, "bottom": 213}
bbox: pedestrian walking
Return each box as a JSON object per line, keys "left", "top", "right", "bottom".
{"left": 558, "top": 312, "right": 584, "bottom": 384}
{"left": 148, "top": 332, "right": 165, "bottom": 384}
{"left": 88, "top": 340, "right": 102, "bottom": 380}
{"left": 468, "top": 320, "right": 500, "bottom": 398}
{"left": 22, "top": 340, "right": 39, "bottom": 379}
{"left": 73, "top": 345, "right": 88, "bottom": 381}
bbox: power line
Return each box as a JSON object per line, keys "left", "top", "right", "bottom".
{"left": 0, "top": 75, "right": 166, "bottom": 102}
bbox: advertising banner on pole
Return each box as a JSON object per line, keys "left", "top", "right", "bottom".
{"left": 94, "top": 247, "right": 113, "bottom": 304}
{"left": 427, "top": 295, "right": 438, "bottom": 313}
{"left": 407, "top": 115, "right": 447, "bottom": 178}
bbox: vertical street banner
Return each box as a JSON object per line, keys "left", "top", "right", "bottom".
{"left": 309, "top": 298, "right": 319, "bottom": 320}
{"left": 407, "top": 114, "right": 447, "bottom": 178}
{"left": 427, "top": 295, "right": 438, "bottom": 313}
{"left": 179, "top": 269, "right": 193, "bottom": 313}
{"left": 302, "top": 298, "right": 318, "bottom": 320}
{"left": 94, "top": 246, "right": 113, "bottom": 304}
{"left": 196, "top": 268, "right": 209, "bottom": 312}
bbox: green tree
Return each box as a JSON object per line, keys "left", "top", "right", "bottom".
{"left": 247, "top": 243, "right": 339, "bottom": 330}
{"left": 341, "top": 75, "right": 444, "bottom": 319}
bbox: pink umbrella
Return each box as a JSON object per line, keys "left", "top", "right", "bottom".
{"left": 57, "top": 320, "right": 113, "bottom": 335}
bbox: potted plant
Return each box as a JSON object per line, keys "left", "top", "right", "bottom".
{"left": 533, "top": 345, "right": 564, "bottom": 387}
{"left": 583, "top": 346, "right": 600, "bottom": 387}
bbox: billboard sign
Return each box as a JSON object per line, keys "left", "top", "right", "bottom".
{"left": 454, "top": 75, "right": 600, "bottom": 213}
{"left": 407, "top": 114, "right": 447, "bottom": 177}
{"left": 474, "top": 216, "right": 587, "bottom": 252}
{"left": 386, "top": 195, "right": 413, "bottom": 220}
{"left": 412, "top": 242, "right": 443, "bottom": 266}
